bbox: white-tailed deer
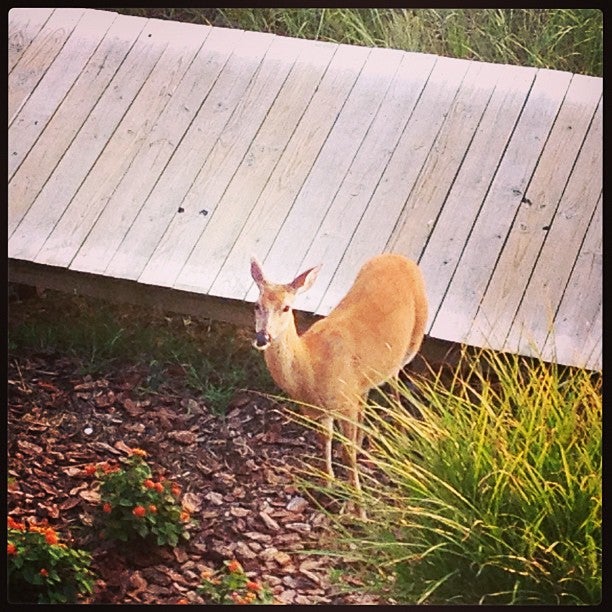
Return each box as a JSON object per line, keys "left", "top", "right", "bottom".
{"left": 250, "top": 253, "right": 428, "bottom": 510}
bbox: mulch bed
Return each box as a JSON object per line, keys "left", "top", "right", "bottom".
{"left": 7, "top": 351, "right": 382, "bottom": 605}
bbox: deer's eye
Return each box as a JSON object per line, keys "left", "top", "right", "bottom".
{"left": 254, "top": 303, "right": 261, "bottom": 312}
{"left": 282, "top": 305, "right": 290, "bottom": 313}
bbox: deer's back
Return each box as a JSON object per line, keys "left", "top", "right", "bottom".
{"left": 303, "top": 253, "right": 428, "bottom": 394}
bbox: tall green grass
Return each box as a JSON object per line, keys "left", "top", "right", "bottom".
{"left": 113, "top": 8, "right": 602, "bottom": 76}
{"left": 296, "top": 348, "right": 601, "bottom": 604}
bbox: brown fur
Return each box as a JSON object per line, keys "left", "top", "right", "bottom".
{"left": 250, "top": 253, "right": 428, "bottom": 508}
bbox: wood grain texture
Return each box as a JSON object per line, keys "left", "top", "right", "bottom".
{"left": 9, "top": 8, "right": 54, "bottom": 72}
{"left": 9, "top": 17, "right": 172, "bottom": 261}
{"left": 104, "top": 26, "right": 251, "bottom": 281}
{"left": 9, "top": 8, "right": 85, "bottom": 122}
{"left": 417, "top": 65, "right": 538, "bottom": 331}
{"left": 469, "top": 74, "right": 602, "bottom": 348}
{"left": 9, "top": 10, "right": 118, "bottom": 180}
{"left": 542, "top": 196, "right": 601, "bottom": 368}
{"left": 316, "top": 54, "right": 471, "bottom": 315}
{"left": 430, "top": 68, "right": 572, "bottom": 344}
{"left": 217, "top": 43, "right": 371, "bottom": 303}
{"left": 503, "top": 99, "right": 602, "bottom": 360}
{"left": 8, "top": 13, "right": 147, "bottom": 237}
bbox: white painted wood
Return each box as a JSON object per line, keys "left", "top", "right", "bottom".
{"left": 172, "top": 35, "right": 329, "bottom": 293}
{"left": 316, "top": 55, "right": 472, "bottom": 315}
{"left": 217, "top": 43, "right": 372, "bottom": 303}
{"left": 9, "top": 9, "right": 118, "bottom": 180}
{"left": 38, "top": 19, "right": 211, "bottom": 270}
{"left": 185, "top": 38, "right": 337, "bottom": 297}
{"left": 297, "top": 50, "right": 441, "bottom": 313}
{"left": 542, "top": 196, "right": 601, "bottom": 368}
{"left": 138, "top": 32, "right": 305, "bottom": 289}
{"left": 8, "top": 13, "right": 147, "bottom": 239}
{"left": 469, "top": 74, "right": 602, "bottom": 348}
{"left": 247, "top": 46, "right": 412, "bottom": 306}
{"left": 418, "top": 64, "right": 536, "bottom": 329}
{"left": 9, "top": 7, "right": 54, "bottom": 72}
{"left": 503, "top": 99, "right": 602, "bottom": 361}
{"left": 430, "top": 68, "right": 572, "bottom": 344}
{"left": 104, "top": 26, "right": 252, "bottom": 281}
{"left": 388, "top": 61, "right": 501, "bottom": 260}
{"left": 9, "top": 8, "right": 85, "bottom": 123}
{"left": 584, "top": 304, "right": 602, "bottom": 372}
{"left": 69, "top": 23, "right": 214, "bottom": 275}
{"left": 9, "top": 17, "right": 172, "bottom": 262}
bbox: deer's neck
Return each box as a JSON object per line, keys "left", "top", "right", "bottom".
{"left": 264, "top": 320, "right": 312, "bottom": 401}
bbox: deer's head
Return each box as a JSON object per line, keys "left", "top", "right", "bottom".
{"left": 250, "top": 257, "right": 321, "bottom": 350}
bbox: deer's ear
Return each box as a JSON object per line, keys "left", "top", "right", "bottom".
{"left": 250, "top": 256, "right": 266, "bottom": 288}
{"left": 290, "top": 264, "right": 322, "bottom": 294}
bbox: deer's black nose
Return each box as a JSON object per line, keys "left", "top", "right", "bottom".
{"left": 253, "top": 330, "right": 270, "bottom": 349}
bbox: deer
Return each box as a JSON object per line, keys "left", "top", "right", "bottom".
{"left": 250, "top": 253, "right": 428, "bottom": 516}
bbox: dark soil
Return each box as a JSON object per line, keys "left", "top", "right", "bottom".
{"left": 7, "top": 349, "right": 383, "bottom": 605}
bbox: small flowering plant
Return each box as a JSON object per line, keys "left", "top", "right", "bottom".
{"left": 87, "top": 448, "right": 194, "bottom": 547}
{"left": 197, "top": 559, "right": 276, "bottom": 605}
{"left": 7, "top": 516, "right": 95, "bottom": 603}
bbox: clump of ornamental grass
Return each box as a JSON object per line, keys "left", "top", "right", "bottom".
{"left": 7, "top": 516, "right": 95, "bottom": 604}
{"left": 293, "top": 347, "right": 601, "bottom": 605}
{"left": 85, "top": 447, "right": 195, "bottom": 547}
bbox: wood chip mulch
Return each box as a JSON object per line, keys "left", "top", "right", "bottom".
{"left": 7, "top": 352, "right": 383, "bottom": 605}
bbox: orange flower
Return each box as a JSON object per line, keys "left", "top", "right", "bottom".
{"left": 84, "top": 464, "right": 97, "bottom": 476}
{"left": 171, "top": 484, "right": 181, "bottom": 497}
{"left": 148, "top": 504, "right": 157, "bottom": 514}
{"left": 40, "top": 568, "right": 49, "bottom": 577}
{"left": 177, "top": 598, "right": 189, "bottom": 604}
{"left": 130, "top": 448, "right": 147, "bottom": 457}
{"left": 7, "top": 543, "right": 17, "bottom": 556}
{"left": 246, "top": 580, "right": 261, "bottom": 592}
{"left": 102, "top": 462, "right": 120, "bottom": 474}
{"left": 226, "top": 559, "right": 243, "bottom": 574}
{"left": 102, "top": 502, "right": 112, "bottom": 514}
{"left": 132, "top": 505, "right": 146, "bottom": 518}
{"left": 44, "top": 529, "right": 59, "bottom": 545}
{"left": 154, "top": 482, "right": 164, "bottom": 493}
{"left": 143, "top": 479, "right": 155, "bottom": 490}
{"left": 7, "top": 516, "right": 25, "bottom": 531}
{"left": 179, "top": 510, "right": 190, "bottom": 523}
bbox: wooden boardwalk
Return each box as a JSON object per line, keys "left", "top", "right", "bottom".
{"left": 8, "top": 8, "right": 602, "bottom": 371}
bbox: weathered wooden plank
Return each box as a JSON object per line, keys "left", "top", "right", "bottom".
{"left": 8, "top": 8, "right": 85, "bottom": 122}
{"left": 315, "top": 55, "right": 473, "bottom": 315}
{"left": 417, "top": 64, "right": 536, "bottom": 329}
{"left": 180, "top": 37, "right": 337, "bottom": 297}
{"left": 297, "top": 50, "right": 444, "bottom": 313}
{"left": 104, "top": 26, "right": 252, "bottom": 281}
{"left": 503, "top": 98, "right": 602, "bottom": 361}
{"left": 9, "top": 8, "right": 54, "bottom": 72}
{"left": 69, "top": 24, "right": 215, "bottom": 275}
{"left": 138, "top": 32, "right": 308, "bottom": 289}
{"left": 173, "top": 35, "right": 336, "bottom": 294}
{"left": 9, "top": 9, "right": 118, "bottom": 180}
{"left": 8, "top": 14, "right": 146, "bottom": 238}
{"left": 214, "top": 43, "right": 372, "bottom": 302}
{"left": 469, "top": 74, "right": 602, "bottom": 348}
{"left": 583, "top": 304, "right": 602, "bottom": 372}
{"left": 8, "top": 17, "right": 171, "bottom": 261}
{"left": 542, "top": 196, "right": 601, "bottom": 369}
{"left": 246, "top": 46, "right": 412, "bottom": 306}
{"left": 388, "top": 60, "right": 502, "bottom": 264}
{"left": 430, "top": 68, "right": 572, "bottom": 344}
